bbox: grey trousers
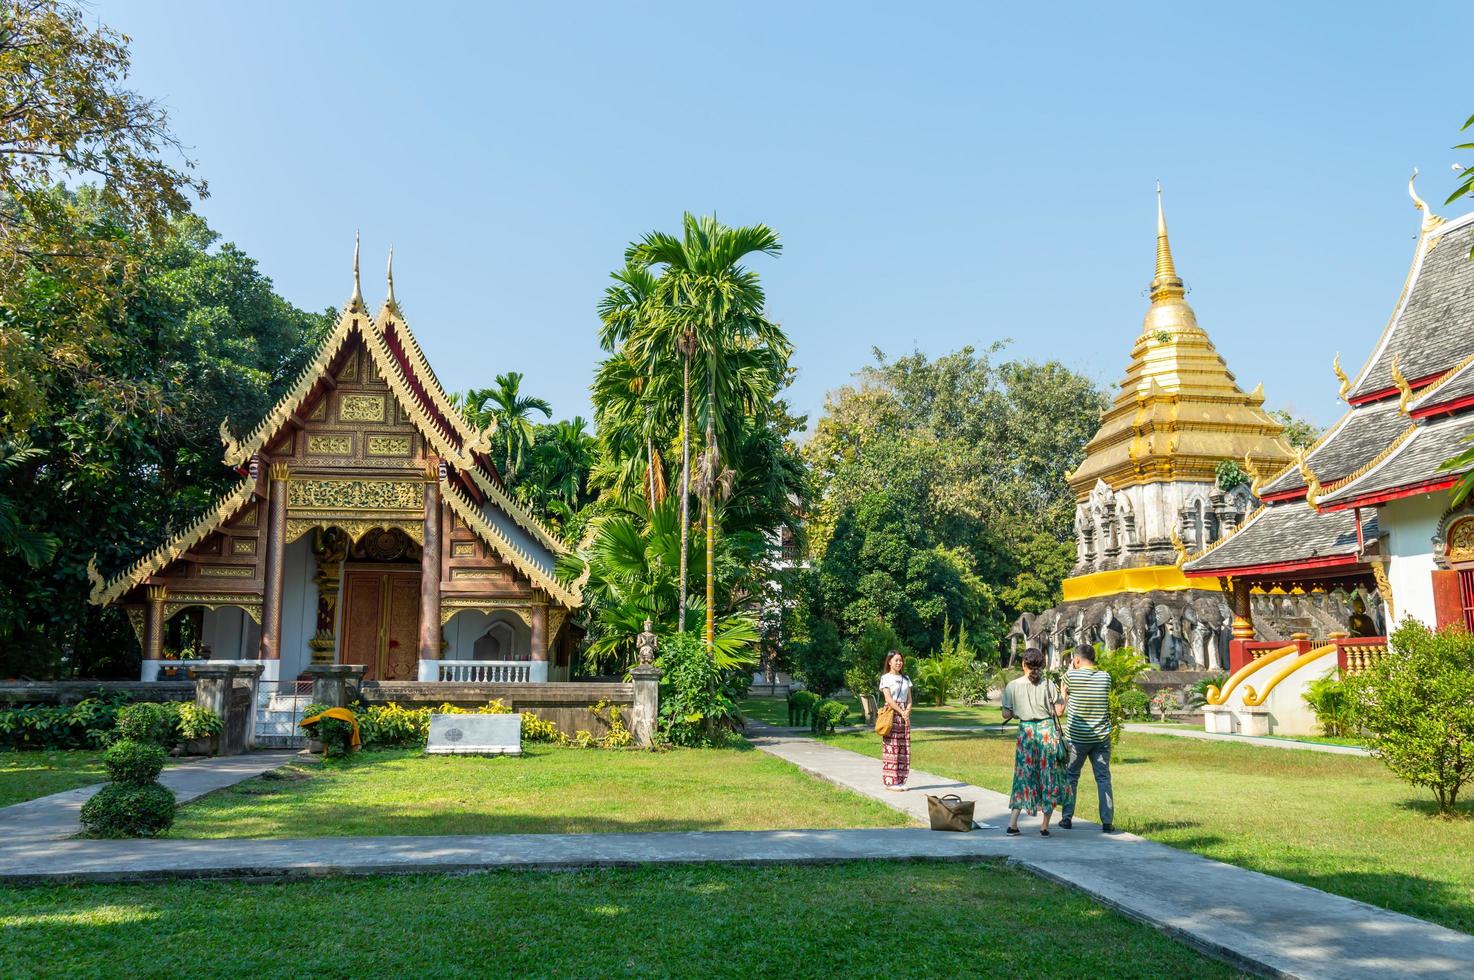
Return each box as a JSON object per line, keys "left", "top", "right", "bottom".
{"left": 1062, "top": 739, "right": 1113, "bottom": 824}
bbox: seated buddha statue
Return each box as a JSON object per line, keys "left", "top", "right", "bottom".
{"left": 1347, "top": 596, "right": 1379, "bottom": 638}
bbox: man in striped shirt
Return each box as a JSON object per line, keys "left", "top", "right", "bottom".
{"left": 1059, "top": 644, "right": 1116, "bottom": 833}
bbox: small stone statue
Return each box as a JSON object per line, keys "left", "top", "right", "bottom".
{"left": 1347, "top": 596, "right": 1379, "bottom": 638}
{"left": 636, "top": 619, "right": 658, "bottom": 666}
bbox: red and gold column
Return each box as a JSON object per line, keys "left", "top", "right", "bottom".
{"left": 258, "top": 462, "right": 289, "bottom": 661}
{"left": 418, "top": 471, "right": 441, "bottom": 662}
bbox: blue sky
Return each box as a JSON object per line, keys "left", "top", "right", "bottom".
{"left": 94, "top": 1, "right": 1474, "bottom": 430}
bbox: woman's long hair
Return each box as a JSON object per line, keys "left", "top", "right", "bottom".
{"left": 883, "top": 650, "right": 906, "bottom": 677}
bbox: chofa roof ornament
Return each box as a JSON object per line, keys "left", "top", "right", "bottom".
{"left": 1408, "top": 168, "right": 1444, "bottom": 233}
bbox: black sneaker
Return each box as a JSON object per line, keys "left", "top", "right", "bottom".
{"left": 1058, "top": 818, "right": 1072, "bottom": 830}
{"left": 1101, "top": 823, "right": 1117, "bottom": 834}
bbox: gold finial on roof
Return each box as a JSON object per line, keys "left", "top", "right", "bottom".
{"left": 1333, "top": 353, "right": 1350, "bottom": 400}
{"left": 349, "top": 232, "right": 366, "bottom": 312}
{"left": 1390, "top": 354, "right": 1413, "bottom": 413}
{"left": 1297, "top": 448, "right": 1323, "bottom": 508}
{"left": 1408, "top": 168, "right": 1444, "bottom": 232}
{"left": 386, "top": 246, "right": 398, "bottom": 313}
{"left": 1170, "top": 527, "right": 1189, "bottom": 568}
{"left": 86, "top": 556, "right": 105, "bottom": 603}
{"left": 1151, "top": 181, "right": 1185, "bottom": 302}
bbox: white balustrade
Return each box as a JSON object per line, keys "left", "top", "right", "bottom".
{"left": 421, "top": 660, "right": 533, "bottom": 683}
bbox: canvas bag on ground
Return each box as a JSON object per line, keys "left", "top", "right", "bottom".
{"left": 926, "top": 793, "right": 975, "bottom": 832}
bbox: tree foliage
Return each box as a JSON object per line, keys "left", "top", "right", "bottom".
{"left": 1346, "top": 620, "right": 1474, "bottom": 814}
{"left": 1268, "top": 408, "right": 1319, "bottom": 451}
{"left": 798, "top": 345, "right": 1106, "bottom": 667}
{"left": 1, "top": 0, "right": 205, "bottom": 433}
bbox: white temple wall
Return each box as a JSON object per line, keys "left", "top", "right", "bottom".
{"left": 279, "top": 534, "right": 318, "bottom": 681}
{"left": 1383, "top": 493, "right": 1444, "bottom": 630}
{"left": 442, "top": 609, "right": 532, "bottom": 660}
{"left": 200, "top": 606, "right": 253, "bottom": 659}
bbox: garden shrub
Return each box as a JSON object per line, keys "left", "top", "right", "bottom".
{"left": 1186, "top": 673, "right": 1228, "bottom": 709}
{"left": 1302, "top": 676, "right": 1354, "bottom": 737}
{"left": 0, "top": 697, "right": 124, "bottom": 750}
{"left": 842, "top": 665, "right": 876, "bottom": 704}
{"left": 115, "top": 702, "right": 172, "bottom": 746}
{"left": 1093, "top": 646, "right": 1151, "bottom": 744}
{"left": 299, "top": 702, "right": 356, "bottom": 757}
{"left": 787, "top": 690, "right": 819, "bottom": 726}
{"left": 811, "top": 698, "right": 851, "bottom": 735}
{"left": 80, "top": 782, "right": 175, "bottom": 838}
{"left": 175, "top": 704, "right": 223, "bottom": 746}
{"left": 102, "top": 738, "right": 166, "bottom": 785}
{"left": 1148, "top": 688, "right": 1180, "bottom": 720}
{"left": 1117, "top": 687, "right": 1151, "bottom": 721}
{"left": 347, "top": 699, "right": 622, "bottom": 750}
{"left": 1345, "top": 620, "right": 1474, "bottom": 814}
{"left": 657, "top": 632, "right": 741, "bottom": 747}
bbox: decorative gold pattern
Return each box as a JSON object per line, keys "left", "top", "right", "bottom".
{"left": 1243, "top": 453, "right": 1264, "bottom": 496}
{"left": 284, "top": 518, "right": 425, "bottom": 546}
{"left": 125, "top": 606, "right": 146, "bottom": 645}
{"left": 232, "top": 540, "right": 256, "bottom": 555}
{"left": 164, "top": 595, "right": 263, "bottom": 623}
{"left": 1333, "top": 353, "right": 1350, "bottom": 401}
{"left": 1320, "top": 423, "right": 1418, "bottom": 499}
{"left": 548, "top": 607, "right": 569, "bottom": 638}
{"left": 1447, "top": 517, "right": 1474, "bottom": 563}
{"left": 288, "top": 478, "right": 424, "bottom": 511}
{"left": 340, "top": 394, "right": 386, "bottom": 422}
{"left": 439, "top": 599, "right": 534, "bottom": 627}
{"left": 307, "top": 434, "right": 353, "bottom": 455}
{"left": 1390, "top": 355, "right": 1413, "bottom": 414}
{"left": 199, "top": 566, "right": 254, "bottom": 578}
{"left": 1297, "top": 450, "right": 1323, "bottom": 508}
{"left": 451, "top": 542, "right": 477, "bottom": 558}
{"left": 1169, "top": 528, "right": 1188, "bottom": 568}
{"left": 366, "top": 435, "right": 412, "bottom": 456}
{"left": 452, "top": 570, "right": 504, "bottom": 580}
{"left": 90, "top": 478, "right": 258, "bottom": 607}
{"left": 219, "top": 418, "right": 241, "bottom": 463}
{"left": 440, "top": 477, "right": 580, "bottom": 608}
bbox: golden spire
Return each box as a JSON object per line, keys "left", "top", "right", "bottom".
{"left": 1333, "top": 353, "right": 1350, "bottom": 400}
{"left": 1151, "top": 181, "right": 1185, "bottom": 302}
{"left": 385, "top": 246, "right": 398, "bottom": 313}
{"left": 349, "top": 232, "right": 366, "bottom": 312}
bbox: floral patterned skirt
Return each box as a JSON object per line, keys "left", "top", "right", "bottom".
{"left": 1009, "top": 719, "right": 1074, "bottom": 815}
{"left": 881, "top": 712, "right": 910, "bottom": 787}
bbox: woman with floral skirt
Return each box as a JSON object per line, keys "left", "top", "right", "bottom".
{"left": 1001, "top": 647, "right": 1073, "bottom": 836}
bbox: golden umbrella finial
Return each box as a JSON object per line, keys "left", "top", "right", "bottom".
{"left": 1151, "top": 181, "right": 1185, "bottom": 302}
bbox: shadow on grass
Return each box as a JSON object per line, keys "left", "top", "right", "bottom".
{"left": 1391, "top": 797, "right": 1474, "bottom": 820}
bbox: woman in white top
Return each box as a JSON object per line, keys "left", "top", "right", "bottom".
{"left": 878, "top": 651, "right": 913, "bottom": 791}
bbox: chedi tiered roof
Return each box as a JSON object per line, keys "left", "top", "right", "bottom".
{"left": 1067, "top": 189, "right": 1294, "bottom": 496}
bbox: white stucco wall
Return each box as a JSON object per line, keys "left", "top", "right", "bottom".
{"left": 200, "top": 606, "right": 256, "bottom": 659}
{"left": 278, "top": 534, "right": 318, "bottom": 681}
{"left": 1382, "top": 493, "right": 1446, "bottom": 629}
{"left": 442, "top": 609, "right": 532, "bottom": 660}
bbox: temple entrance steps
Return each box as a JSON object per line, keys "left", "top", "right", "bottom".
{"left": 254, "top": 688, "right": 312, "bottom": 748}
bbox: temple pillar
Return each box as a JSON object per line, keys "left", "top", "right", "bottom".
{"left": 144, "top": 584, "right": 167, "bottom": 661}
{"left": 418, "top": 473, "right": 442, "bottom": 662}
{"left": 258, "top": 462, "right": 289, "bottom": 661}
{"left": 530, "top": 602, "right": 548, "bottom": 682}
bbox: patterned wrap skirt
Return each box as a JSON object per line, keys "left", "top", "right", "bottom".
{"left": 881, "top": 712, "right": 910, "bottom": 787}
{"left": 1009, "top": 719, "right": 1074, "bottom": 815}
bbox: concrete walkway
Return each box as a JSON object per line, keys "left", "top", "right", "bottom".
{"left": 747, "top": 730, "right": 1474, "bottom": 980}
{"left": 0, "top": 751, "right": 300, "bottom": 842}
{"left": 1122, "top": 724, "right": 1375, "bottom": 756}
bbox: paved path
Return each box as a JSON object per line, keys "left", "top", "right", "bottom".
{"left": 0, "top": 751, "right": 301, "bottom": 842}
{"left": 1122, "top": 724, "right": 1375, "bottom": 756}
{"left": 747, "top": 730, "right": 1474, "bottom": 980}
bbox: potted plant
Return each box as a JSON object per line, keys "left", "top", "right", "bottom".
{"left": 157, "top": 650, "right": 181, "bottom": 680}
{"left": 176, "top": 704, "right": 224, "bottom": 756}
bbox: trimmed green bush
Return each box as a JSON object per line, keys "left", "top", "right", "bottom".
{"left": 80, "top": 782, "right": 176, "bottom": 838}
{"left": 115, "top": 702, "right": 171, "bottom": 746}
{"left": 1117, "top": 688, "right": 1150, "bottom": 721}
{"left": 0, "top": 697, "right": 124, "bottom": 750}
{"left": 176, "top": 703, "right": 223, "bottom": 745}
{"left": 811, "top": 698, "right": 851, "bottom": 735}
{"left": 102, "top": 738, "right": 166, "bottom": 785}
{"left": 787, "top": 690, "right": 819, "bottom": 726}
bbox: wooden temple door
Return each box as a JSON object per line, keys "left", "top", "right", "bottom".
{"left": 340, "top": 569, "right": 422, "bottom": 680}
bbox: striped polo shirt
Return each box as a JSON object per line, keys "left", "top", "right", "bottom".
{"left": 1065, "top": 667, "right": 1112, "bottom": 743}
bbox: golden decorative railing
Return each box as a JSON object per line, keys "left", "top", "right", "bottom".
{"left": 1205, "top": 643, "right": 1298, "bottom": 706}
{"left": 1336, "top": 638, "right": 1388, "bottom": 676}
{"left": 1241, "top": 644, "right": 1338, "bottom": 706}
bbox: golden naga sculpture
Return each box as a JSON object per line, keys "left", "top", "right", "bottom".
{"left": 85, "top": 556, "right": 106, "bottom": 603}
{"left": 1408, "top": 168, "right": 1444, "bottom": 233}
{"left": 1170, "top": 527, "right": 1189, "bottom": 568}
{"left": 1297, "top": 448, "right": 1324, "bottom": 508}
{"left": 1242, "top": 452, "right": 1264, "bottom": 496}
{"left": 1390, "top": 354, "right": 1413, "bottom": 413}
{"left": 1332, "top": 353, "right": 1350, "bottom": 401}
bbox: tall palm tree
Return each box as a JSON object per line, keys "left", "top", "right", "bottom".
{"left": 458, "top": 372, "right": 551, "bottom": 480}
{"left": 597, "top": 262, "right": 669, "bottom": 509}
{"left": 627, "top": 214, "right": 786, "bottom": 652}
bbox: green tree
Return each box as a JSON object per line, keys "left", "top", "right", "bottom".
{"left": 626, "top": 214, "right": 786, "bottom": 650}
{"left": 1346, "top": 620, "right": 1474, "bottom": 814}
{"left": 1268, "top": 408, "right": 1320, "bottom": 451}
{"left": 457, "top": 372, "right": 552, "bottom": 479}
{"left": 0, "top": 206, "right": 331, "bottom": 678}
{"left": 1, "top": 0, "right": 205, "bottom": 434}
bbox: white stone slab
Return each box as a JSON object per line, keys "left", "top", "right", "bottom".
{"left": 425, "top": 713, "right": 522, "bottom": 756}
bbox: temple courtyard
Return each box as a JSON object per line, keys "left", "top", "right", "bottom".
{"left": 2, "top": 720, "right": 1473, "bottom": 979}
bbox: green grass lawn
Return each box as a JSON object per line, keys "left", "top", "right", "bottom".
{"left": 0, "top": 862, "right": 1238, "bottom": 977}
{"left": 170, "top": 744, "right": 910, "bottom": 838}
{"left": 0, "top": 750, "right": 107, "bottom": 808}
{"left": 828, "top": 728, "right": 1474, "bottom": 934}
{"left": 740, "top": 696, "right": 1002, "bottom": 728}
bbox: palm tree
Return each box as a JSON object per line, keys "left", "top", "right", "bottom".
{"left": 0, "top": 440, "right": 58, "bottom": 568}
{"left": 627, "top": 215, "right": 786, "bottom": 652}
{"left": 597, "top": 262, "right": 671, "bottom": 510}
{"left": 457, "top": 372, "right": 551, "bottom": 479}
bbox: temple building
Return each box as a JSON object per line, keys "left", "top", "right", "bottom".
{"left": 1185, "top": 175, "right": 1474, "bottom": 658}
{"left": 87, "top": 242, "right": 581, "bottom": 684}
{"left": 1015, "top": 189, "right": 1303, "bottom": 670}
